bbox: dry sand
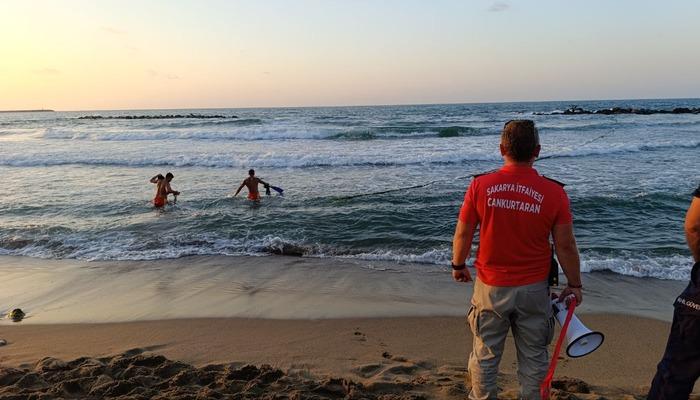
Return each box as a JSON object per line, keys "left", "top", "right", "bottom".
{"left": 0, "top": 315, "right": 688, "bottom": 399}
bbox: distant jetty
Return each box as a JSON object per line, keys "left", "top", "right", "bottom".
{"left": 77, "top": 113, "right": 237, "bottom": 120}
{"left": 0, "top": 109, "right": 54, "bottom": 113}
{"left": 536, "top": 105, "right": 700, "bottom": 116}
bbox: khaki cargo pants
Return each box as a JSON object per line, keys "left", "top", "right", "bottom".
{"left": 467, "top": 279, "right": 554, "bottom": 400}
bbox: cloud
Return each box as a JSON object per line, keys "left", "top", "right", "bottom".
{"left": 101, "top": 26, "right": 126, "bottom": 35}
{"left": 32, "top": 68, "right": 61, "bottom": 75}
{"left": 147, "top": 69, "right": 180, "bottom": 80}
{"left": 488, "top": 1, "right": 509, "bottom": 12}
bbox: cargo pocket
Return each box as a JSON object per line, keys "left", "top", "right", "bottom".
{"left": 467, "top": 304, "right": 481, "bottom": 338}
{"left": 545, "top": 315, "right": 555, "bottom": 345}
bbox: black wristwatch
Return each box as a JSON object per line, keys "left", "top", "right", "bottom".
{"left": 451, "top": 262, "right": 466, "bottom": 271}
{"left": 567, "top": 282, "right": 583, "bottom": 289}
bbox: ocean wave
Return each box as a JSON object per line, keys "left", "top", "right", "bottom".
{"left": 580, "top": 252, "right": 692, "bottom": 281}
{"left": 146, "top": 118, "right": 264, "bottom": 129}
{"left": 0, "top": 150, "right": 501, "bottom": 168}
{"left": 0, "top": 233, "right": 460, "bottom": 271}
{"left": 34, "top": 125, "right": 490, "bottom": 142}
{"left": 336, "top": 248, "right": 450, "bottom": 267}
{"left": 540, "top": 139, "right": 700, "bottom": 160}
{"left": 0, "top": 232, "right": 693, "bottom": 280}
{"left": 537, "top": 119, "right": 700, "bottom": 134}
{"left": 0, "top": 233, "right": 287, "bottom": 261}
{"left": 2, "top": 137, "right": 697, "bottom": 169}
{"left": 325, "top": 126, "right": 490, "bottom": 140}
{"left": 325, "top": 131, "right": 378, "bottom": 140}
{"left": 38, "top": 126, "right": 327, "bottom": 141}
{"left": 25, "top": 118, "right": 700, "bottom": 142}
{"left": 342, "top": 249, "right": 695, "bottom": 281}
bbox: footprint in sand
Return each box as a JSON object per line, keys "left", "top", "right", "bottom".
{"left": 436, "top": 364, "right": 467, "bottom": 377}
{"left": 352, "top": 330, "right": 367, "bottom": 342}
{"left": 388, "top": 355, "right": 434, "bottom": 370}
{"left": 354, "top": 363, "right": 383, "bottom": 378}
{"left": 358, "top": 358, "right": 431, "bottom": 380}
{"left": 438, "top": 382, "right": 468, "bottom": 397}
{"left": 385, "top": 364, "right": 419, "bottom": 375}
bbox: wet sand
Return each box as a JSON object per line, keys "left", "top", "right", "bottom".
{"left": 0, "top": 255, "right": 685, "bottom": 323}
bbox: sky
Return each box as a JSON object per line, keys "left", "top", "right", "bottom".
{"left": 1, "top": 0, "right": 699, "bottom": 110}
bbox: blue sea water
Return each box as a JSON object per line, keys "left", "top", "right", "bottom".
{"left": 0, "top": 99, "right": 698, "bottom": 280}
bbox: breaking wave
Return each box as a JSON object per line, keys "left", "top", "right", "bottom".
{"left": 33, "top": 125, "right": 489, "bottom": 142}
{"left": 0, "top": 233, "right": 692, "bottom": 280}
{"left": 1, "top": 138, "right": 697, "bottom": 168}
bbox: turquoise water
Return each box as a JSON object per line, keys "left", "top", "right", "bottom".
{"left": 0, "top": 100, "right": 698, "bottom": 280}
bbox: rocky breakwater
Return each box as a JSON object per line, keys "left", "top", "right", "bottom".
{"left": 536, "top": 105, "right": 700, "bottom": 115}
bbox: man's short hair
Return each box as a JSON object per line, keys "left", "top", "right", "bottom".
{"left": 248, "top": 169, "right": 255, "bottom": 176}
{"left": 165, "top": 172, "right": 174, "bottom": 180}
{"left": 501, "top": 120, "right": 540, "bottom": 162}
{"left": 156, "top": 174, "right": 164, "bottom": 180}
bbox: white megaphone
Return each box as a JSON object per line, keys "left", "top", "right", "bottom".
{"left": 551, "top": 298, "right": 604, "bottom": 358}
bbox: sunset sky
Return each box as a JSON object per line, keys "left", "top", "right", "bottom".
{"left": 1, "top": 0, "right": 699, "bottom": 110}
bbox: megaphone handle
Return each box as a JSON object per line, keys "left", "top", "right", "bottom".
{"left": 540, "top": 301, "right": 576, "bottom": 400}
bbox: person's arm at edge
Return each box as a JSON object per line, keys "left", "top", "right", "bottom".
{"left": 234, "top": 180, "right": 246, "bottom": 196}
{"left": 165, "top": 182, "right": 180, "bottom": 196}
{"left": 685, "top": 195, "right": 700, "bottom": 262}
{"left": 452, "top": 220, "right": 476, "bottom": 283}
{"left": 149, "top": 175, "right": 159, "bottom": 184}
{"left": 552, "top": 223, "right": 583, "bottom": 305}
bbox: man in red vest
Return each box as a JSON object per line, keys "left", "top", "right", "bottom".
{"left": 452, "top": 120, "right": 583, "bottom": 400}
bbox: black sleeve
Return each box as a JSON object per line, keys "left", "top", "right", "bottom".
{"left": 694, "top": 184, "right": 700, "bottom": 198}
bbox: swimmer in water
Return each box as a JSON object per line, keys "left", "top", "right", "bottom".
{"left": 150, "top": 172, "right": 180, "bottom": 207}
{"left": 234, "top": 169, "right": 269, "bottom": 201}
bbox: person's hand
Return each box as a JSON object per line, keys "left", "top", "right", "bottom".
{"left": 452, "top": 268, "right": 472, "bottom": 283}
{"left": 173, "top": 191, "right": 180, "bottom": 196}
{"left": 558, "top": 286, "right": 582, "bottom": 306}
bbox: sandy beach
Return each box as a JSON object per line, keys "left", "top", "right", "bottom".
{"left": 0, "top": 315, "right": 687, "bottom": 399}
{"left": 0, "top": 255, "right": 695, "bottom": 398}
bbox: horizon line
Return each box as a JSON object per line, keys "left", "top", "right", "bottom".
{"left": 6, "top": 96, "right": 700, "bottom": 113}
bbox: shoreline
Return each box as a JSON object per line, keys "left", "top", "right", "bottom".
{"left": 0, "top": 254, "right": 686, "bottom": 324}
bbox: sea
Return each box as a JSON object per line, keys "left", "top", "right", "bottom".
{"left": 0, "top": 99, "right": 698, "bottom": 281}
